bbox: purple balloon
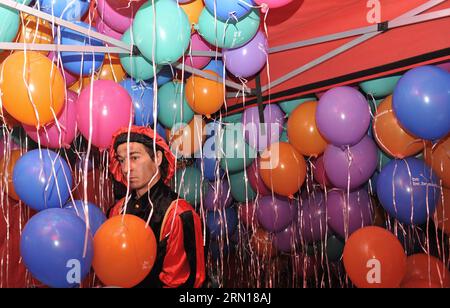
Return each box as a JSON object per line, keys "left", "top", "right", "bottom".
{"left": 298, "top": 192, "right": 328, "bottom": 244}
{"left": 326, "top": 188, "right": 373, "bottom": 238}
{"left": 274, "top": 224, "right": 299, "bottom": 253}
{"left": 205, "top": 180, "right": 233, "bottom": 211}
{"left": 223, "top": 31, "right": 268, "bottom": 78}
{"left": 242, "top": 104, "right": 285, "bottom": 152}
{"left": 323, "top": 135, "right": 378, "bottom": 190}
{"left": 256, "top": 195, "right": 294, "bottom": 233}
{"left": 316, "top": 86, "right": 371, "bottom": 146}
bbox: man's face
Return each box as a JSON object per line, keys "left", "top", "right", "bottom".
{"left": 116, "top": 142, "right": 162, "bottom": 191}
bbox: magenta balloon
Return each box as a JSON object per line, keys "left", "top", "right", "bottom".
{"left": 95, "top": 16, "right": 123, "bottom": 40}
{"left": 223, "top": 31, "right": 268, "bottom": 78}
{"left": 436, "top": 62, "right": 450, "bottom": 72}
{"left": 316, "top": 86, "right": 371, "bottom": 146}
{"left": 298, "top": 192, "right": 328, "bottom": 244}
{"left": 326, "top": 188, "right": 373, "bottom": 238}
{"left": 256, "top": 195, "right": 294, "bottom": 233}
{"left": 98, "top": 0, "right": 144, "bottom": 33}
{"left": 205, "top": 180, "right": 233, "bottom": 211}
{"left": 323, "top": 135, "right": 377, "bottom": 190}
{"left": 246, "top": 158, "right": 271, "bottom": 196}
{"left": 184, "top": 33, "right": 212, "bottom": 70}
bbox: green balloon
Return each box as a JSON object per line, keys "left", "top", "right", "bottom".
{"left": 0, "top": 6, "right": 19, "bottom": 51}
{"left": 359, "top": 75, "right": 402, "bottom": 99}
{"left": 222, "top": 113, "right": 243, "bottom": 124}
{"left": 197, "top": 8, "right": 260, "bottom": 49}
{"left": 219, "top": 125, "right": 256, "bottom": 174}
{"left": 120, "top": 30, "right": 161, "bottom": 81}
{"left": 279, "top": 96, "right": 316, "bottom": 116}
{"left": 157, "top": 81, "right": 194, "bottom": 129}
{"left": 173, "top": 166, "right": 206, "bottom": 205}
{"left": 133, "top": 0, "right": 191, "bottom": 65}
{"left": 229, "top": 171, "right": 256, "bottom": 203}
{"left": 325, "top": 235, "right": 345, "bottom": 262}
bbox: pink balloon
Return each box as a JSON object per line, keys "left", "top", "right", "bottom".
{"left": 48, "top": 51, "right": 79, "bottom": 87}
{"left": 312, "top": 155, "right": 332, "bottom": 189}
{"left": 97, "top": 0, "right": 144, "bottom": 33}
{"left": 95, "top": 16, "right": 123, "bottom": 40}
{"left": 437, "top": 62, "right": 450, "bottom": 72}
{"left": 23, "top": 91, "right": 79, "bottom": 149}
{"left": 184, "top": 33, "right": 212, "bottom": 70}
{"left": 247, "top": 158, "right": 271, "bottom": 196}
{"left": 76, "top": 80, "right": 133, "bottom": 150}
{"left": 254, "top": 0, "right": 294, "bottom": 12}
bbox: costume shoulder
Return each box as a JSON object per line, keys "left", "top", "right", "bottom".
{"left": 108, "top": 197, "right": 125, "bottom": 218}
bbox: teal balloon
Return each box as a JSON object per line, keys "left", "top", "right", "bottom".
{"left": 325, "top": 235, "right": 345, "bottom": 262}
{"left": 280, "top": 129, "right": 289, "bottom": 143}
{"left": 133, "top": 0, "right": 191, "bottom": 65}
{"left": 359, "top": 76, "right": 402, "bottom": 98}
{"left": 222, "top": 113, "right": 243, "bottom": 124}
{"left": 229, "top": 171, "right": 256, "bottom": 202}
{"left": 377, "top": 149, "right": 392, "bottom": 172}
{"left": 279, "top": 96, "right": 316, "bottom": 116}
{"left": 15, "top": 0, "right": 32, "bottom": 4}
{"left": 157, "top": 81, "right": 194, "bottom": 129}
{"left": 173, "top": 167, "right": 207, "bottom": 205}
{"left": 120, "top": 30, "right": 161, "bottom": 81}
{"left": 0, "top": 6, "right": 19, "bottom": 50}
{"left": 197, "top": 8, "right": 260, "bottom": 49}
{"left": 219, "top": 125, "right": 256, "bottom": 174}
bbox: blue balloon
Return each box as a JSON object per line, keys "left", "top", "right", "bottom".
{"left": 377, "top": 158, "right": 440, "bottom": 225}
{"left": 59, "top": 21, "right": 105, "bottom": 76}
{"left": 120, "top": 79, "right": 157, "bottom": 127}
{"left": 204, "top": 0, "right": 255, "bottom": 21}
{"left": 20, "top": 208, "right": 94, "bottom": 288}
{"left": 393, "top": 66, "right": 450, "bottom": 140}
{"left": 64, "top": 200, "right": 106, "bottom": 236}
{"left": 156, "top": 66, "right": 174, "bottom": 87}
{"left": 156, "top": 122, "right": 167, "bottom": 142}
{"left": 207, "top": 207, "right": 238, "bottom": 239}
{"left": 197, "top": 135, "right": 224, "bottom": 181}
{"left": 204, "top": 59, "right": 224, "bottom": 76}
{"left": 13, "top": 149, "right": 73, "bottom": 212}
{"left": 38, "top": 0, "right": 90, "bottom": 21}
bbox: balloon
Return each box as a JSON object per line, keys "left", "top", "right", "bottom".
{"left": 76, "top": 80, "right": 133, "bottom": 150}
{"left": 436, "top": 62, "right": 450, "bottom": 72}
{"left": 205, "top": 180, "right": 233, "bottom": 211}
{"left": 13, "top": 149, "right": 72, "bottom": 211}
{"left": 120, "top": 79, "right": 157, "bottom": 127}
{"left": 206, "top": 207, "right": 238, "bottom": 239}
{"left": 298, "top": 192, "right": 328, "bottom": 244}
{"left": 133, "top": 0, "right": 191, "bottom": 64}
{"left": 92, "top": 214, "right": 157, "bottom": 288}
{"left": 204, "top": 59, "right": 224, "bottom": 76}
{"left": 254, "top": 0, "right": 294, "bottom": 11}
{"left": 401, "top": 254, "right": 450, "bottom": 288}
{"left": 343, "top": 226, "right": 407, "bottom": 288}
{"left": 172, "top": 166, "right": 206, "bottom": 205}
{"left": 59, "top": 21, "right": 105, "bottom": 76}
{"left": 373, "top": 96, "right": 424, "bottom": 158}
{"left": 377, "top": 158, "right": 440, "bottom": 225}
{"left": 238, "top": 201, "right": 258, "bottom": 229}
{"left": 247, "top": 158, "right": 271, "bottom": 196}
{"left": 186, "top": 70, "right": 224, "bottom": 117}
{"left": 17, "top": 14, "right": 53, "bottom": 55}
{"left": 120, "top": 30, "right": 161, "bottom": 81}
{"left": 197, "top": 8, "right": 260, "bottom": 49}
{"left": 223, "top": 31, "right": 268, "bottom": 78}
{"left": 180, "top": 0, "right": 204, "bottom": 27}
{"left": 23, "top": 90, "right": 78, "bottom": 149}
{"left": 95, "top": 15, "right": 122, "bottom": 40}
{"left": 168, "top": 117, "right": 206, "bottom": 158}
{"left": 157, "top": 81, "right": 194, "bottom": 129}
{"left": 249, "top": 228, "right": 276, "bottom": 258}
{"left": 274, "top": 224, "right": 299, "bottom": 253}
{"left": 184, "top": 32, "right": 212, "bottom": 70}
{"left": 21, "top": 209, "right": 93, "bottom": 288}
{"left": 229, "top": 170, "right": 257, "bottom": 202}
{"left": 260, "top": 142, "right": 306, "bottom": 197}
{"left": 97, "top": 0, "right": 143, "bottom": 33}
{"left": 312, "top": 155, "right": 332, "bottom": 188}
{"left": 325, "top": 235, "right": 345, "bottom": 262}
{"left": 197, "top": 133, "right": 224, "bottom": 181}
{"left": 98, "top": 54, "right": 126, "bottom": 83}
{"left": 156, "top": 65, "right": 175, "bottom": 87}
{"left": 326, "top": 188, "right": 373, "bottom": 239}
{"left": 0, "top": 149, "right": 22, "bottom": 200}
{"left": 242, "top": 104, "right": 285, "bottom": 152}
{"left": 323, "top": 136, "right": 378, "bottom": 190}
{"left": 38, "top": 0, "right": 90, "bottom": 21}
{"left": 256, "top": 195, "right": 294, "bottom": 233}
{"left": 359, "top": 76, "right": 402, "bottom": 98}
{"left": 64, "top": 200, "right": 107, "bottom": 236}
{"left": 219, "top": 125, "right": 256, "bottom": 174}
{"left": 204, "top": 0, "right": 255, "bottom": 21}
{"left": 393, "top": 66, "right": 450, "bottom": 140}
{"left": 316, "top": 86, "right": 371, "bottom": 146}
{"left": 435, "top": 187, "right": 450, "bottom": 236}
{"left": 401, "top": 279, "right": 443, "bottom": 288}
{"left": 0, "top": 51, "right": 65, "bottom": 126}
{"left": 288, "top": 100, "right": 327, "bottom": 157}
{"left": 279, "top": 96, "right": 316, "bottom": 116}
{"left": 0, "top": 6, "right": 18, "bottom": 52}
{"left": 424, "top": 135, "right": 450, "bottom": 188}
{"left": 280, "top": 129, "right": 288, "bottom": 143}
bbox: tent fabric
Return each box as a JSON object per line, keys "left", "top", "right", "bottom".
{"left": 225, "top": 0, "right": 450, "bottom": 115}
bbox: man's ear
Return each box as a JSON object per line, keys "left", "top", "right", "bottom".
{"left": 155, "top": 150, "right": 163, "bottom": 168}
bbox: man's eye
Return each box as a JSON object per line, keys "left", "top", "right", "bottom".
{"left": 131, "top": 156, "right": 139, "bottom": 161}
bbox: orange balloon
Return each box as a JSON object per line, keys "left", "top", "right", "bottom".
{"left": 17, "top": 14, "right": 53, "bottom": 56}
{"left": 0, "top": 150, "right": 23, "bottom": 200}
{"left": 373, "top": 96, "right": 424, "bottom": 158}
{"left": 343, "top": 226, "right": 407, "bottom": 288}
{"left": 287, "top": 100, "right": 327, "bottom": 157}
{"left": 0, "top": 51, "right": 65, "bottom": 126}
{"left": 435, "top": 187, "right": 450, "bottom": 236}
{"left": 168, "top": 116, "right": 206, "bottom": 157}
{"left": 185, "top": 70, "right": 224, "bottom": 117}
{"left": 259, "top": 142, "right": 306, "bottom": 197}
{"left": 180, "top": 0, "right": 204, "bottom": 28}
{"left": 424, "top": 134, "right": 450, "bottom": 188}
{"left": 98, "top": 54, "right": 127, "bottom": 83}
{"left": 92, "top": 214, "right": 157, "bottom": 288}
{"left": 401, "top": 254, "right": 450, "bottom": 288}
{"left": 1, "top": 109, "right": 21, "bottom": 129}
{"left": 401, "top": 279, "right": 442, "bottom": 288}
